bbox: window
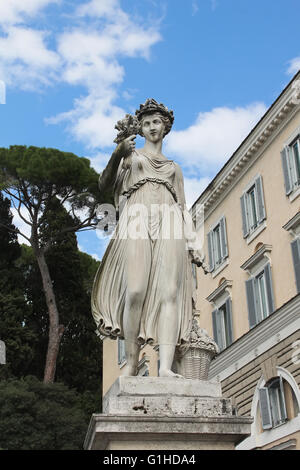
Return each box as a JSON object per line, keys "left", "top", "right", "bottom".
{"left": 291, "top": 238, "right": 300, "bottom": 293}
{"left": 240, "top": 175, "right": 266, "bottom": 239}
{"left": 207, "top": 216, "right": 228, "bottom": 272}
{"left": 212, "top": 298, "right": 233, "bottom": 351}
{"left": 281, "top": 136, "right": 300, "bottom": 195}
{"left": 246, "top": 263, "right": 275, "bottom": 328}
{"left": 118, "top": 338, "right": 126, "bottom": 365}
{"left": 259, "top": 377, "right": 288, "bottom": 430}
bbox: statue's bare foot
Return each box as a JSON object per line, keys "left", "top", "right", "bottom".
{"left": 159, "top": 369, "right": 184, "bottom": 379}
{"left": 121, "top": 364, "right": 137, "bottom": 376}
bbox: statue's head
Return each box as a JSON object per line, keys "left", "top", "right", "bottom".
{"left": 135, "top": 99, "right": 174, "bottom": 138}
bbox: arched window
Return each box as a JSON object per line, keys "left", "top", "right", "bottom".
{"left": 259, "top": 375, "right": 299, "bottom": 431}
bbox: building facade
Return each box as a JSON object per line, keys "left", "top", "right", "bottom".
{"left": 101, "top": 72, "right": 300, "bottom": 450}
{"left": 192, "top": 71, "right": 300, "bottom": 450}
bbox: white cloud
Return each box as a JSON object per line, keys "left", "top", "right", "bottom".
{"left": 183, "top": 176, "right": 212, "bottom": 209}
{"left": 10, "top": 207, "right": 32, "bottom": 245}
{"left": 287, "top": 56, "right": 300, "bottom": 75}
{"left": 88, "top": 152, "right": 112, "bottom": 173}
{"left": 192, "top": 1, "right": 199, "bottom": 15}
{"left": 165, "top": 103, "right": 267, "bottom": 173}
{"left": 0, "top": 1, "right": 60, "bottom": 89}
{"left": 91, "top": 253, "right": 101, "bottom": 262}
{"left": 44, "top": 1, "right": 162, "bottom": 148}
{"left": 75, "top": 0, "right": 119, "bottom": 19}
{"left": 0, "top": 0, "right": 58, "bottom": 25}
{"left": 0, "top": 0, "right": 161, "bottom": 139}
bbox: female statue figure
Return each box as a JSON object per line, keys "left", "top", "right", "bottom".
{"left": 91, "top": 99, "right": 206, "bottom": 378}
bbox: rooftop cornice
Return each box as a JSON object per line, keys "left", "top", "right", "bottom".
{"left": 191, "top": 72, "right": 300, "bottom": 222}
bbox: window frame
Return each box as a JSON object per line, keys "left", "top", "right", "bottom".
{"left": 291, "top": 237, "right": 300, "bottom": 293}
{"left": 207, "top": 215, "right": 229, "bottom": 273}
{"left": 212, "top": 297, "right": 233, "bottom": 352}
{"left": 240, "top": 174, "right": 266, "bottom": 241}
{"left": 281, "top": 130, "right": 300, "bottom": 199}
{"left": 259, "top": 376, "right": 288, "bottom": 430}
{"left": 245, "top": 262, "right": 275, "bottom": 329}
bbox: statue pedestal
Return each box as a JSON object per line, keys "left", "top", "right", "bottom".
{"left": 84, "top": 377, "right": 252, "bottom": 450}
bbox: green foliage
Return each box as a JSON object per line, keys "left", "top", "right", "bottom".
{"left": 0, "top": 193, "right": 37, "bottom": 379}
{"left": 0, "top": 147, "right": 103, "bottom": 445}
{"left": 15, "top": 201, "right": 103, "bottom": 393}
{"left": 0, "top": 145, "right": 99, "bottom": 196}
{"left": 0, "top": 377, "right": 89, "bottom": 450}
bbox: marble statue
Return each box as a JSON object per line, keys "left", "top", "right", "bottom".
{"left": 91, "top": 99, "right": 207, "bottom": 378}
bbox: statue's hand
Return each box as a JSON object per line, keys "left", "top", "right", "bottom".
{"left": 117, "top": 135, "right": 136, "bottom": 159}
{"left": 190, "top": 251, "right": 209, "bottom": 274}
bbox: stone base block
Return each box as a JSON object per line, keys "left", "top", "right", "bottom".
{"left": 84, "top": 377, "right": 252, "bottom": 450}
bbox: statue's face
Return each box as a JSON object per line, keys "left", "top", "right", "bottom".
{"left": 141, "top": 113, "right": 165, "bottom": 143}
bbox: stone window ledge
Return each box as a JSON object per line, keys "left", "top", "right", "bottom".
{"left": 212, "top": 258, "right": 229, "bottom": 278}
{"left": 289, "top": 185, "right": 300, "bottom": 203}
{"left": 246, "top": 221, "right": 267, "bottom": 245}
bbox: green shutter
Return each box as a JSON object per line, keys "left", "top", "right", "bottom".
{"left": 212, "top": 308, "right": 219, "bottom": 347}
{"left": 281, "top": 147, "right": 293, "bottom": 195}
{"left": 220, "top": 216, "right": 229, "bottom": 259}
{"left": 246, "top": 278, "right": 257, "bottom": 328}
{"left": 259, "top": 387, "right": 273, "bottom": 430}
{"left": 291, "top": 238, "right": 300, "bottom": 293}
{"left": 207, "top": 231, "right": 214, "bottom": 272}
{"left": 264, "top": 263, "right": 275, "bottom": 314}
{"left": 240, "top": 193, "right": 249, "bottom": 238}
{"left": 225, "top": 298, "right": 233, "bottom": 346}
{"left": 255, "top": 175, "right": 266, "bottom": 223}
{"left": 279, "top": 376, "right": 288, "bottom": 422}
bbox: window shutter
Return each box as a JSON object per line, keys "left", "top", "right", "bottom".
{"left": 291, "top": 238, "right": 300, "bottom": 293}
{"left": 207, "top": 231, "right": 214, "bottom": 272}
{"left": 281, "top": 147, "right": 293, "bottom": 195}
{"left": 259, "top": 387, "right": 273, "bottom": 430}
{"left": 225, "top": 298, "right": 233, "bottom": 346}
{"left": 246, "top": 278, "right": 257, "bottom": 328}
{"left": 279, "top": 376, "right": 288, "bottom": 422}
{"left": 212, "top": 308, "right": 219, "bottom": 347}
{"left": 264, "top": 263, "right": 275, "bottom": 314}
{"left": 240, "top": 193, "right": 249, "bottom": 238}
{"left": 255, "top": 175, "right": 266, "bottom": 223}
{"left": 220, "top": 216, "right": 228, "bottom": 259}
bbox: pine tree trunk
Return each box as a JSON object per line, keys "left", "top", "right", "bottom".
{"left": 36, "top": 251, "right": 64, "bottom": 383}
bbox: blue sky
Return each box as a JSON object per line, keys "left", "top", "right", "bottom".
{"left": 0, "top": 0, "right": 299, "bottom": 260}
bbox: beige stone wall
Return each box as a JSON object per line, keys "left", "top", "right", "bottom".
{"left": 103, "top": 339, "right": 158, "bottom": 396}
{"left": 261, "top": 431, "right": 300, "bottom": 450}
{"left": 221, "top": 331, "right": 300, "bottom": 416}
{"left": 196, "top": 109, "right": 300, "bottom": 341}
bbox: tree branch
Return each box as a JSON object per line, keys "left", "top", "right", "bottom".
{"left": 0, "top": 222, "right": 31, "bottom": 243}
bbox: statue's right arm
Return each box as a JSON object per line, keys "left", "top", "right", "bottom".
{"left": 98, "top": 146, "right": 123, "bottom": 194}
{"left": 98, "top": 136, "right": 136, "bottom": 194}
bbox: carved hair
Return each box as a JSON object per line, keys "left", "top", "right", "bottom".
{"left": 135, "top": 98, "right": 174, "bottom": 137}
